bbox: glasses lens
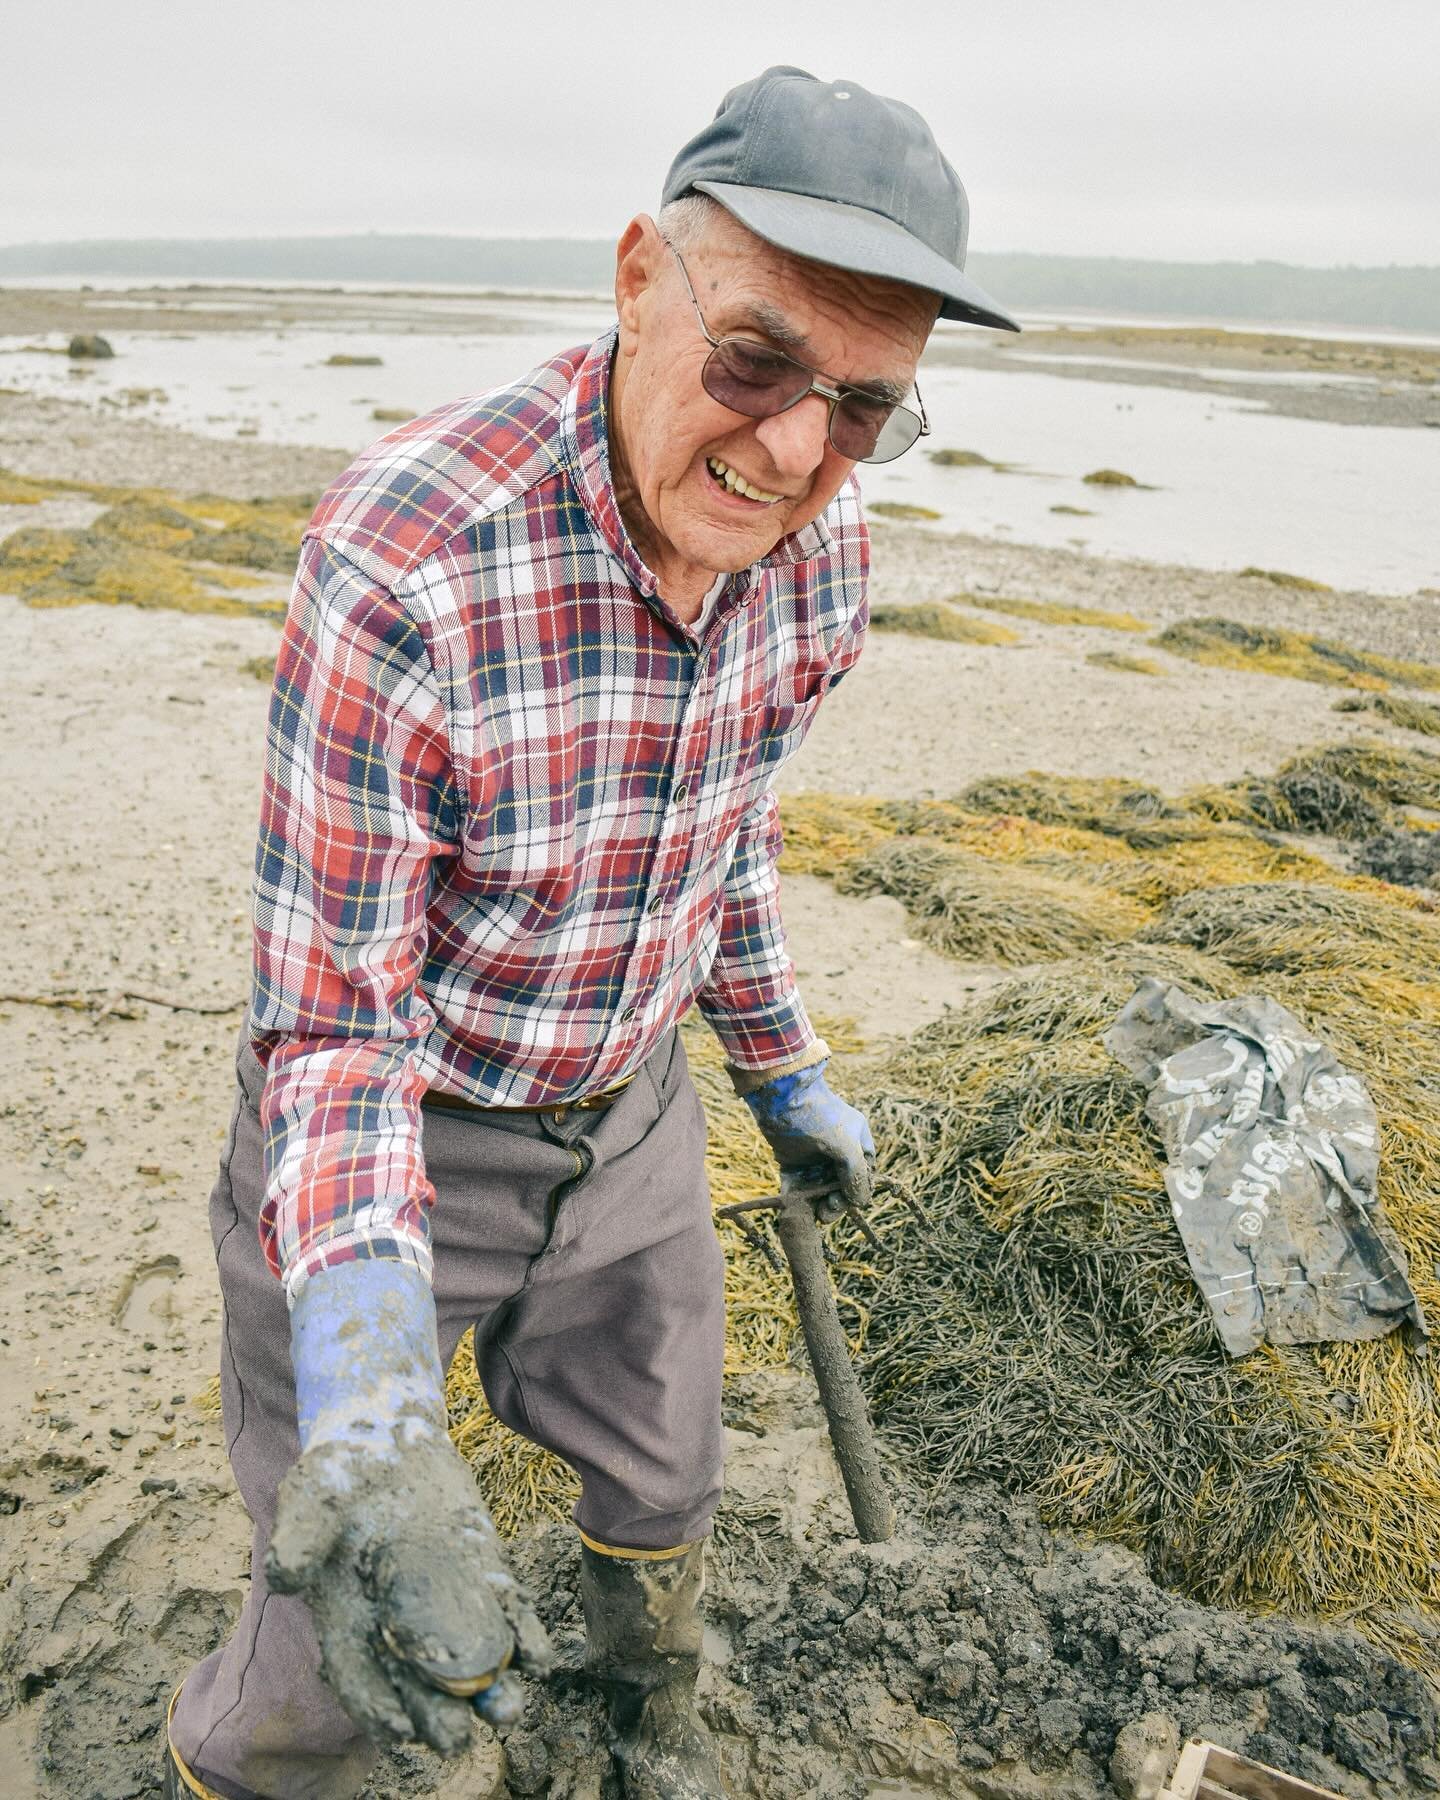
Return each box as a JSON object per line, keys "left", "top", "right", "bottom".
{"left": 835, "top": 396, "right": 921, "bottom": 465}
{"left": 702, "top": 338, "right": 812, "bottom": 418}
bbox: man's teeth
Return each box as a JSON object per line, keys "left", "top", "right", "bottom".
{"left": 707, "top": 457, "right": 782, "bottom": 504}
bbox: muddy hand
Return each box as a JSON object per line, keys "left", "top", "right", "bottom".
{"left": 266, "top": 1260, "right": 553, "bottom": 1754}
{"left": 740, "top": 1057, "right": 875, "bottom": 1221}
{"left": 269, "top": 1430, "right": 550, "bottom": 1752}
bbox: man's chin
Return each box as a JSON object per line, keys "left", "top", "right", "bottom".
{"left": 674, "top": 503, "right": 793, "bottom": 574}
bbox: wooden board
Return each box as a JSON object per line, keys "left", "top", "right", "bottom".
{"left": 1161, "top": 1739, "right": 1345, "bottom": 1800}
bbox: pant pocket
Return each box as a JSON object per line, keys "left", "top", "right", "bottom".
{"left": 646, "top": 1026, "right": 684, "bottom": 1109}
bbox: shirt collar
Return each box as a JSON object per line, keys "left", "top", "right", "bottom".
{"left": 562, "top": 328, "right": 836, "bottom": 597}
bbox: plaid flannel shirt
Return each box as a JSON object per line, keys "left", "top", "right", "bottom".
{"left": 252, "top": 328, "right": 868, "bottom": 1300}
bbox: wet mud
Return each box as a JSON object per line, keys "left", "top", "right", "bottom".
{"left": 8, "top": 1374, "right": 1437, "bottom": 1796}
{"left": 496, "top": 1377, "right": 1438, "bottom": 1800}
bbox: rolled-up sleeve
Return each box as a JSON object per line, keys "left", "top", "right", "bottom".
{"left": 250, "top": 538, "right": 458, "bottom": 1304}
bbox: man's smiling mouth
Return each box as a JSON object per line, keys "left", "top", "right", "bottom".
{"left": 705, "top": 455, "right": 785, "bottom": 506}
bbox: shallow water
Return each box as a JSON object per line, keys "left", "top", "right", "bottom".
{"left": 867, "top": 361, "right": 1440, "bottom": 595}
{"left": 4, "top": 297, "right": 1438, "bottom": 594}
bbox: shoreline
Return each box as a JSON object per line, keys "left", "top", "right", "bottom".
{"left": 4, "top": 281, "right": 1439, "bottom": 430}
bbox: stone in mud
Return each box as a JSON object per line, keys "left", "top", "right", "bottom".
{"left": 1109, "top": 1711, "right": 1179, "bottom": 1800}
{"left": 67, "top": 334, "right": 114, "bottom": 359}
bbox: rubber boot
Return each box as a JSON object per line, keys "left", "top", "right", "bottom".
{"left": 580, "top": 1542, "right": 724, "bottom": 1799}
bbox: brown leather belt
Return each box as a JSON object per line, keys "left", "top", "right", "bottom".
{"left": 421, "top": 1071, "right": 637, "bottom": 1121}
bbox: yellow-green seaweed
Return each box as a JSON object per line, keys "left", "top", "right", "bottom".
{"left": 868, "top": 602, "right": 1018, "bottom": 646}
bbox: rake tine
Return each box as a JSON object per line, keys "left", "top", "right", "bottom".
{"left": 904, "top": 1192, "right": 931, "bottom": 1228}
{"left": 845, "top": 1203, "right": 886, "bottom": 1256}
{"left": 734, "top": 1213, "right": 785, "bottom": 1273}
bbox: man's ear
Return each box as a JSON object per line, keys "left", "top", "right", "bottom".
{"left": 614, "top": 215, "right": 662, "bottom": 351}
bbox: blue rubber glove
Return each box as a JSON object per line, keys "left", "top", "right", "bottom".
{"left": 743, "top": 1058, "right": 875, "bottom": 1218}
{"left": 266, "top": 1260, "right": 552, "bottom": 1753}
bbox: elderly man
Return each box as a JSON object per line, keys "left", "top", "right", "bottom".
{"left": 165, "top": 64, "right": 1015, "bottom": 1800}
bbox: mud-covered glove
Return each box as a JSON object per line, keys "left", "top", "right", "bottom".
{"left": 740, "top": 1058, "right": 875, "bottom": 1220}
{"left": 266, "top": 1260, "right": 552, "bottom": 1755}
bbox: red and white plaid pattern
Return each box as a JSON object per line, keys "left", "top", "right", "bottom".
{"left": 251, "top": 329, "right": 868, "bottom": 1299}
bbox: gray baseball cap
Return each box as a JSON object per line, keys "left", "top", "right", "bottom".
{"left": 662, "top": 66, "right": 1019, "bottom": 333}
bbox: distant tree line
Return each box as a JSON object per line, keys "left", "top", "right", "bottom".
{"left": 2, "top": 236, "right": 1437, "bottom": 332}
{"left": 967, "top": 252, "right": 1440, "bottom": 334}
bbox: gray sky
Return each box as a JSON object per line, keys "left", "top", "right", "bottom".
{"left": 5, "top": 0, "right": 1438, "bottom": 264}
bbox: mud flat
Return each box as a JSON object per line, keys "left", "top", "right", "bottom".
{"left": 2, "top": 381, "right": 1439, "bottom": 1797}
{"left": 922, "top": 321, "right": 1440, "bottom": 429}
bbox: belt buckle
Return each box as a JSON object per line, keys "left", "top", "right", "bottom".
{"left": 574, "top": 1073, "right": 634, "bottom": 1112}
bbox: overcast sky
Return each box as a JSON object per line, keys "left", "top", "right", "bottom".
{"left": 5, "top": 0, "right": 1437, "bottom": 265}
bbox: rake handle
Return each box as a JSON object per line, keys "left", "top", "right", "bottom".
{"left": 773, "top": 1192, "right": 895, "bottom": 1544}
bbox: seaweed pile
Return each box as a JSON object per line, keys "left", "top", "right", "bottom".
{"left": 868, "top": 599, "right": 1018, "bottom": 646}
{"left": 1335, "top": 689, "right": 1440, "bottom": 737}
{"left": 783, "top": 757, "right": 1440, "bottom": 1672}
{"left": 449, "top": 742, "right": 1440, "bottom": 1676}
{"left": 1156, "top": 616, "right": 1440, "bottom": 692}
{"left": 0, "top": 469, "right": 309, "bottom": 616}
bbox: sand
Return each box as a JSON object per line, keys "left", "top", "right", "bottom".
{"left": 1, "top": 345, "right": 1438, "bottom": 1799}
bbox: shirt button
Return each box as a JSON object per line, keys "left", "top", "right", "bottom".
{"left": 621, "top": 1005, "right": 637, "bottom": 1023}
{"left": 672, "top": 781, "right": 690, "bottom": 804}
{"left": 647, "top": 894, "right": 663, "bottom": 915}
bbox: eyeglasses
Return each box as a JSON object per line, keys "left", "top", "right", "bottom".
{"left": 666, "top": 242, "right": 929, "bottom": 465}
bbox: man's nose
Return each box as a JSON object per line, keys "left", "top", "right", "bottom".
{"left": 751, "top": 392, "right": 832, "bottom": 479}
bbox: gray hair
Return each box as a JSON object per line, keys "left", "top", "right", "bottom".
{"left": 656, "top": 192, "right": 724, "bottom": 253}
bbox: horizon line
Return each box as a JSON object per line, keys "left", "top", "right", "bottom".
{"left": 0, "top": 233, "right": 1436, "bottom": 274}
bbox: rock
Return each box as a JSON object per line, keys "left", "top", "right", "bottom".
{"left": 928, "top": 447, "right": 996, "bottom": 467}
{"left": 67, "top": 334, "right": 115, "bottom": 359}
{"left": 370, "top": 406, "right": 414, "bottom": 423}
{"left": 324, "top": 352, "right": 383, "bottom": 366}
{"left": 1083, "top": 467, "right": 1141, "bottom": 486}
{"left": 1109, "top": 1712, "right": 1180, "bottom": 1800}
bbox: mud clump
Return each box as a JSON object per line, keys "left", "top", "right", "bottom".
{"left": 502, "top": 1467, "right": 1439, "bottom": 1800}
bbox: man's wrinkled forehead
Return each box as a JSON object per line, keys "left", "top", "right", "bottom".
{"left": 694, "top": 235, "right": 936, "bottom": 397}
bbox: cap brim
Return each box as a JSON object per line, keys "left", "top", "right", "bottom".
{"left": 693, "top": 180, "right": 1020, "bottom": 332}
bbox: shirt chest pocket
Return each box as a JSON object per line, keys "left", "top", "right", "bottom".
{"left": 710, "top": 674, "right": 831, "bottom": 807}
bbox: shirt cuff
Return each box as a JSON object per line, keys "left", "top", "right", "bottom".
{"left": 724, "top": 1037, "right": 831, "bottom": 1096}
{"left": 282, "top": 1226, "right": 434, "bottom": 1310}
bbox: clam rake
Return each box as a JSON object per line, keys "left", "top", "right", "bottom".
{"left": 717, "top": 1180, "right": 925, "bottom": 1546}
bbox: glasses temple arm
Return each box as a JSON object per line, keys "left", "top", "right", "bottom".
{"left": 913, "top": 380, "right": 930, "bottom": 437}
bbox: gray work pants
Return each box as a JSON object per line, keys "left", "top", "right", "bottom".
{"left": 170, "top": 1027, "right": 725, "bottom": 1800}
